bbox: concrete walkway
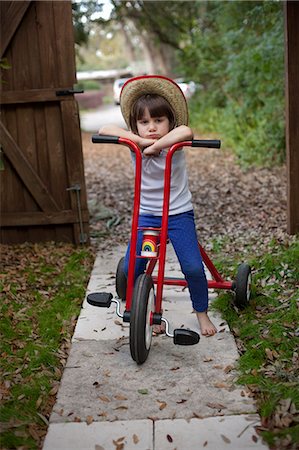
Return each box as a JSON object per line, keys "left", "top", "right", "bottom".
{"left": 43, "top": 246, "right": 268, "bottom": 450}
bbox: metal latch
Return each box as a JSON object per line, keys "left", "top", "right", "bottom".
{"left": 67, "top": 184, "right": 87, "bottom": 244}
{"left": 56, "top": 89, "right": 84, "bottom": 96}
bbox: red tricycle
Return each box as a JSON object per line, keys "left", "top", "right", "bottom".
{"left": 87, "top": 135, "right": 251, "bottom": 364}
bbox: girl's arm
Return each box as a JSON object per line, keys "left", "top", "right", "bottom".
{"left": 99, "top": 125, "right": 155, "bottom": 149}
{"left": 143, "top": 125, "right": 194, "bottom": 156}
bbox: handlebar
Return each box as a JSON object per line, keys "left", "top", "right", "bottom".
{"left": 92, "top": 135, "right": 119, "bottom": 144}
{"left": 191, "top": 139, "right": 220, "bottom": 148}
{"left": 91, "top": 135, "right": 221, "bottom": 149}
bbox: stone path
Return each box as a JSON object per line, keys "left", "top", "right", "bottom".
{"left": 43, "top": 246, "right": 268, "bottom": 450}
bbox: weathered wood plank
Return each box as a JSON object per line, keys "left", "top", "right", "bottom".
{"left": 0, "top": 121, "right": 59, "bottom": 212}
{"left": 44, "top": 104, "right": 69, "bottom": 209}
{"left": 0, "top": 1, "right": 31, "bottom": 58}
{"left": 0, "top": 89, "right": 74, "bottom": 104}
{"left": 53, "top": 1, "right": 77, "bottom": 86}
{"left": 36, "top": 1, "right": 58, "bottom": 88}
{"left": 284, "top": 2, "right": 299, "bottom": 234}
{"left": 2, "top": 210, "right": 89, "bottom": 227}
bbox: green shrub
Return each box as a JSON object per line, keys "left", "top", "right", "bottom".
{"left": 181, "top": 1, "right": 285, "bottom": 167}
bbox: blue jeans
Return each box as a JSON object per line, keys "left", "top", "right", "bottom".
{"left": 124, "top": 210, "right": 208, "bottom": 312}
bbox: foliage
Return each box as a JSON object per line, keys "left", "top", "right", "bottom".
{"left": 75, "top": 79, "right": 102, "bottom": 91}
{"left": 110, "top": 0, "right": 199, "bottom": 50}
{"left": 0, "top": 243, "right": 94, "bottom": 449}
{"left": 72, "top": 0, "right": 104, "bottom": 46}
{"left": 212, "top": 237, "right": 299, "bottom": 449}
{"left": 181, "top": 1, "right": 285, "bottom": 167}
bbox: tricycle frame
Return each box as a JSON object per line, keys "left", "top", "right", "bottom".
{"left": 115, "top": 138, "right": 232, "bottom": 322}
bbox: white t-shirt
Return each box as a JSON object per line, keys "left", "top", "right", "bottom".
{"left": 131, "top": 148, "right": 193, "bottom": 216}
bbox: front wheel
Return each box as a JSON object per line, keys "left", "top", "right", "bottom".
{"left": 130, "top": 274, "right": 155, "bottom": 364}
{"left": 234, "top": 263, "right": 251, "bottom": 309}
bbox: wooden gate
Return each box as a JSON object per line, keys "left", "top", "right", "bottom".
{"left": 0, "top": 1, "right": 89, "bottom": 244}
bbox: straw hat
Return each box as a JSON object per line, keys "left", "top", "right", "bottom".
{"left": 120, "top": 75, "right": 188, "bottom": 128}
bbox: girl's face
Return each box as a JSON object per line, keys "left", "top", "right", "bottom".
{"left": 136, "top": 107, "right": 170, "bottom": 139}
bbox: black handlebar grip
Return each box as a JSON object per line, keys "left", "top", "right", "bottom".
{"left": 92, "top": 135, "right": 119, "bottom": 144}
{"left": 191, "top": 139, "right": 221, "bottom": 148}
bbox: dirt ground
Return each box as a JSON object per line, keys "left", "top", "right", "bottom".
{"left": 82, "top": 131, "right": 288, "bottom": 254}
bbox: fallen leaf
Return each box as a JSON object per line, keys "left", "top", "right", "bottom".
{"left": 213, "top": 364, "right": 223, "bottom": 369}
{"left": 114, "top": 437, "right": 125, "bottom": 443}
{"left": 158, "top": 401, "right": 167, "bottom": 410}
{"left": 265, "top": 348, "right": 274, "bottom": 361}
{"left": 49, "top": 385, "right": 59, "bottom": 396}
{"left": 213, "top": 382, "right": 230, "bottom": 389}
{"left": 138, "top": 389, "right": 148, "bottom": 395}
{"left": 221, "top": 434, "right": 231, "bottom": 444}
{"left": 115, "top": 394, "right": 128, "bottom": 401}
{"left": 98, "top": 395, "right": 110, "bottom": 403}
{"left": 206, "top": 402, "right": 226, "bottom": 410}
{"left": 113, "top": 443, "right": 124, "bottom": 450}
{"left": 167, "top": 434, "right": 173, "bottom": 442}
{"left": 224, "top": 365, "right": 233, "bottom": 373}
{"left": 28, "top": 424, "right": 40, "bottom": 440}
{"left": 176, "top": 399, "right": 187, "bottom": 404}
{"left": 114, "top": 405, "right": 128, "bottom": 410}
{"left": 193, "top": 412, "right": 204, "bottom": 419}
{"left": 132, "top": 434, "right": 139, "bottom": 444}
{"left": 86, "top": 415, "right": 94, "bottom": 425}
{"left": 113, "top": 436, "right": 125, "bottom": 450}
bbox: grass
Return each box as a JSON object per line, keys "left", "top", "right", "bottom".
{"left": 0, "top": 243, "right": 94, "bottom": 449}
{"left": 211, "top": 236, "right": 299, "bottom": 449}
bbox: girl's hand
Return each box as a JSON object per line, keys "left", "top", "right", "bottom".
{"left": 143, "top": 144, "right": 161, "bottom": 157}
{"left": 138, "top": 137, "right": 156, "bottom": 150}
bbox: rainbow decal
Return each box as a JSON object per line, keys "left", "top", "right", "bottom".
{"left": 142, "top": 239, "right": 157, "bottom": 253}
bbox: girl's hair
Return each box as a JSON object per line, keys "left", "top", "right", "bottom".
{"left": 129, "top": 94, "right": 176, "bottom": 134}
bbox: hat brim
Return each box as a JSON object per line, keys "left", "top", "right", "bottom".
{"left": 120, "top": 75, "right": 188, "bottom": 128}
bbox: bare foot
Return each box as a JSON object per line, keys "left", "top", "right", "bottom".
{"left": 153, "top": 322, "right": 166, "bottom": 335}
{"left": 196, "top": 311, "right": 217, "bottom": 336}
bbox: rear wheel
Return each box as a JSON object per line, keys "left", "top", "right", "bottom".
{"left": 234, "top": 263, "right": 251, "bottom": 309}
{"left": 130, "top": 274, "right": 155, "bottom": 364}
{"left": 116, "top": 257, "right": 127, "bottom": 301}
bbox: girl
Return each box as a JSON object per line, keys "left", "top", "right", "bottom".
{"left": 99, "top": 75, "right": 217, "bottom": 336}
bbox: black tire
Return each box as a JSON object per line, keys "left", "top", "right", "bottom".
{"left": 130, "top": 274, "right": 155, "bottom": 364}
{"left": 234, "top": 263, "right": 251, "bottom": 309}
{"left": 116, "top": 257, "right": 127, "bottom": 301}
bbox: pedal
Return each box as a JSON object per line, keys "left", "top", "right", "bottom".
{"left": 87, "top": 292, "right": 113, "bottom": 308}
{"left": 173, "top": 329, "right": 200, "bottom": 346}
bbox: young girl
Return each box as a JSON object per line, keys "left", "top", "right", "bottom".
{"left": 99, "top": 75, "right": 217, "bottom": 336}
